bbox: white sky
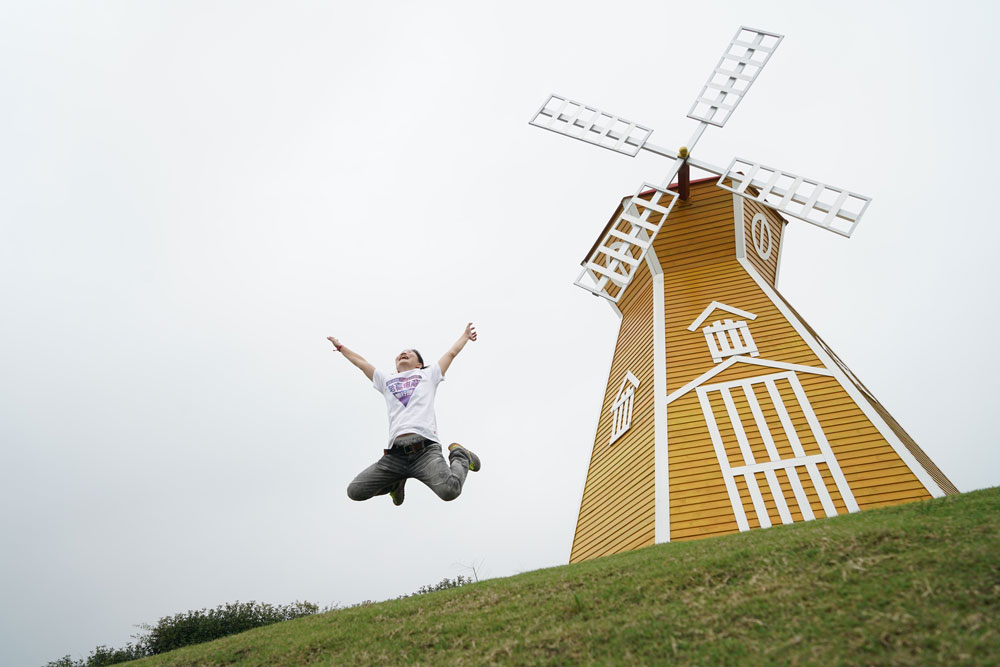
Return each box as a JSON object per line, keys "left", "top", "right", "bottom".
{"left": 2, "top": 1, "right": 999, "bottom": 664}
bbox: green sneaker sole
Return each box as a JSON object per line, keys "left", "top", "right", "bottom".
{"left": 449, "top": 444, "right": 481, "bottom": 472}
{"left": 389, "top": 479, "right": 405, "bottom": 506}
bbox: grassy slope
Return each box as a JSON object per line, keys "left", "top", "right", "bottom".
{"left": 137, "top": 487, "right": 999, "bottom": 665}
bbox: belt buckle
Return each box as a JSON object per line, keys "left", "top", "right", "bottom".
{"left": 393, "top": 436, "right": 424, "bottom": 455}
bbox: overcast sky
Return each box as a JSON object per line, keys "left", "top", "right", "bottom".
{"left": 2, "top": 2, "right": 999, "bottom": 665}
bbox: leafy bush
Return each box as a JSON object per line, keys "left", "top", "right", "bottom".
{"left": 44, "top": 642, "right": 148, "bottom": 667}
{"left": 143, "top": 600, "right": 321, "bottom": 654}
{"left": 409, "top": 575, "right": 473, "bottom": 596}
{"left": 44, "top": 575, "right": 475, "bottom": 665}
{"left": 44, "top": 600, "right": 323, "bottom": 666}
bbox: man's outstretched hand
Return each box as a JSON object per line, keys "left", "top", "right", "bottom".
{"left": 327, "top": 336, "right": 342, "bottom": 351}
{"left": 440, "top": 323, "right": 477, "bottom": 375}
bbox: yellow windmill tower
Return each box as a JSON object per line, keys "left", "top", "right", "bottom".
{"left": 529, "top": 27, "right": 957, "bottom": 563}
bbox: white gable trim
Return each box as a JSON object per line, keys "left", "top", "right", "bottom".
{"left": 665, "top": 356, "right": 833, "bottom": 406}
{"left": 688, "top": 301, "right": 758, "bottom": 331}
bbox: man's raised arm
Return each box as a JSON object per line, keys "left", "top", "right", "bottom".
{"left": 327, "top": 336, "right": 375, "bottom": 381}
{"left": 438, "top": 322, "right": 477, "bottom": 376}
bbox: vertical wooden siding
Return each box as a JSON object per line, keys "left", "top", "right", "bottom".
{"left": 570, "top": 262, "right": 656, "bottom": 563}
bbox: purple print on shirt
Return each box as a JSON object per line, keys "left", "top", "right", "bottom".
{"left": 386, "top": 374, "right": 422, "bottom": 407}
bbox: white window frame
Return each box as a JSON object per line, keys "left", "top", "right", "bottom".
{"left": 703, "top": 318, "right": 760, "bottom": 363}
{"left": 610, "top": 371, "right": 640, "bottom": 445}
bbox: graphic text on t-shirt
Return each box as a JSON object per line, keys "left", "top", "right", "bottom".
{"left": 386, "top": 374, "right": 422, "bottom": 407}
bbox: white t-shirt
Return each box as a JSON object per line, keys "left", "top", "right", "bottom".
{"left": 372, "top": 363, "right": 445, "bottom": 446}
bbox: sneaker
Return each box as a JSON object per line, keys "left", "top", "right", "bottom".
{"left": 448, "top": 443, "right": 481, "bottom": 472}
{"left": 389, "top": 479, "right": 406, "bottom": 506}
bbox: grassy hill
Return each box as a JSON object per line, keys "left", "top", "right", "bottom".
{"left": 134, "top": 487, "right": 999, "bottom": 665}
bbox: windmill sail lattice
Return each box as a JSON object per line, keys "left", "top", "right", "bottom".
{"left": 718, "top": 158, "right": 871, "bottom": 237}
{"left": 529, "top": 95, "right": 653, "bottom": 157}
{"left": 688, "top": 27, "right": 784, "bottom": 127}
{"left": 575, "top": 184, "right": 678, "bottom": 301}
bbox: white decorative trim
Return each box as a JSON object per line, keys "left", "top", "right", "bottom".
{"left": 786, "top": 374, "right": 860, "bottom": 513}
{"left": 764, "top": 468, "right": 793, "bottom": 524}
{"left": 644, "top": 242, "right": 662, "bottom": 277}
{"left": 696, "top": 370, "right": 858, "bottom": 532}
{"left": 752, "top": 213, "right": 773, "bottom": 260}
{"left": 774, "top": 219, "right": 788, "bottom": 287}
{"left": 702, "top": 318, "right": 759, "bottom": 363}
{"left": 665, "top": 356, "right": 833, "bottom": 405}
{"left": 687, "top": 301, "right": 758, "bottom": 331}
{"left": 735, "top": 256, "right": 947, "bottom": 498}
{"left": 609, "top": 371, "right": 640, "bottom": 445}
{"left": 697, "top": 389, "right": 750, "bottom": 532}
{"left": 733, "top": 194, "right": 746, "bottom": 260}
{"left": 730, "top": 453, "right": 822, "bottom": 475}
{"left": 651, "top": 262, "right": 668, "bottom": 543}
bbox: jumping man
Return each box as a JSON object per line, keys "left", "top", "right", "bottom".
{"left": 327, "top": 323, "right": 481, "bottom": 506}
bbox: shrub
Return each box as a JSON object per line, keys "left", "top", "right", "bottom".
{"left": 410, "top": 575, "right": 473, "bottom": 596}
{"left": 43, "top": 574, "right": 475, "bottom": 665}
{"left": 43, "top": 600, "right": 323, "bottom": 666}
{"left": 143, "top": 600, "right": 320, "bottom": 654}
{"left": 43, "top": 642, "right": 147, "bottom": 667}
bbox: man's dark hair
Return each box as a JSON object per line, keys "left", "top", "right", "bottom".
{"left": 412, "top": 349, "right": 427, "bottom": 369}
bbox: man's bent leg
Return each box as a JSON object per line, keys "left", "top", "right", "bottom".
{"left": 347, "top": 455, "right": 407, "bottom": 501}
{"left": 410, "top": 444, "right": 468, "bottom": 502}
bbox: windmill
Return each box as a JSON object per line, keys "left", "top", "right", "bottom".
{"left": 529, "top": 27, "right": 956, "bottom": 562}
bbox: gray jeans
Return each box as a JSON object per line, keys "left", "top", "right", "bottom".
{"left": 347, "top": 437, "right": 471, "bottom": 502}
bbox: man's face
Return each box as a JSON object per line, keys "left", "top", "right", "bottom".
{"left": 395, "top": 349, "right": 422, "bottom": 373}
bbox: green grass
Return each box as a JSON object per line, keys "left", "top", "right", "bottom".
{"left": 135, "top": 487, "right": 999, "bottom": 665}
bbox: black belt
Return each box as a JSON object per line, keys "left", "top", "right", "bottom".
{"left": 385, "top": 437, "right": 429, "bottom": 456}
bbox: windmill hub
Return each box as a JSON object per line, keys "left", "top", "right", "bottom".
{"left": 678, "top": 146, "right": 690, "bottom": 159}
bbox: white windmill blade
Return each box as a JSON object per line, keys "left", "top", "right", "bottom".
{"left": 529, "top": 94, "right": 654, "bottom": 157}
{"left": 575, "top": 183, "right": 679, "bottom": 302}
{"left": 688, "top": 27, "right": 784, "bottom": 128}
{"left": 718, "top": 158, "right": 872, "bottom": 238}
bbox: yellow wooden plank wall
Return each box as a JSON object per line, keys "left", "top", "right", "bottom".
{"left": 570, "top": 262, "right": 656, "bottom": 563}
{"left": 663, "top": 262, "right": 823, "bottom": 394}
{"left": 654, "top": 185, "right": 737, "bottom": 273}
{"left": 742, "top": 199, "right": 786, "bottom": 287}
{"left": 668, "top": 389, "right": 741, "bottom": 540}
{"left": 800, "top": 374, "right": 932, "bottom": 507}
